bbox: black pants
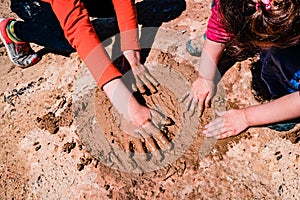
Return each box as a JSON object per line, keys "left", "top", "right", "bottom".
{"left": 260, "top": 44, "right": 300, "bottom": 98}
{"left": 11, "top": 0, "right": 186, "bottom": 54}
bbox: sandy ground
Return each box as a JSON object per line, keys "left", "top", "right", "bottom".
{"left": 1, "top": 0, "right": 300, "bottom": 199}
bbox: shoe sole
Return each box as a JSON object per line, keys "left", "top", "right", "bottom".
{"left": 0, "top": 18, "right": 39, "bottom": 68}
{"left": 0, "top": 18, "right": 16, "bottom": 65}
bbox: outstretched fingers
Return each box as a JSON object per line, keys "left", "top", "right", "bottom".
{"left": 181, "top": 92, "right": 195, "bottom": 113}
{"left": 182, "top": 90, "right": 206, "bottom": 116}
{"left": 134, "top": 76, "right": 147, "bottom": 94}
{"left": 133, "top": 65, "right": 160, "bottom": 94}
{"left": 143, "top": 122, "right": 172, "bottom": 150}
{"left": 122, "top": 130, "right": 146, "bottom": 153}
{"left": 215, "top": 131, "right": 236, "bottom": 139}
{"left": 205, "top": 92, "right": 212, "bottom": 108}
{"left": 150, "top": 109, "right": 173, "bottom": 127}
{"left": 203, "top": 117, "right": 237, "bottom": 139}
{"left": 144, "top": 70, "right": 160, "bottom": 87}
{"left": 138, "top": 73, "right": 157, "bottom": 94}
{"left": 138, "top": 128, "right": 158, "bottom": 152}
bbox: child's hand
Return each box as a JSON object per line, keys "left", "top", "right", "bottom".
{"left": 123, "top": 50, "right": 159, "bottom": 94}
{"left": 183, "top": 76, "right": 214, "bottom": 115}
{"left": 131, "top": 64, "right": 160, "bottom": 94}
{"left": 120, "top": 108, "right": 173, "bottom": 156}
{"left": 103, "top": 78, "right": 172, "bottom": 156}
{"left": 203, "top": 109, "right": 249, "bottom": 139}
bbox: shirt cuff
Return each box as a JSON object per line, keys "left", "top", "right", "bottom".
{"left": 120, "top": 29, "right": 140, "bottom": 51}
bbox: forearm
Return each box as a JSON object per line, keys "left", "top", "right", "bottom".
{"left": 112, "top": 0, "right": 140, "bottom": 51}
{"left": 103, "top": 78, "right": 140, "bottom": 120}
{"left": 197, "top": 39, "right": 225, "bottom": 80}
{"left": 245, "top": 92, "right": 300, "bottom": 126}
{"left": 44, "top": 0, "right": 122, "bottom": 87}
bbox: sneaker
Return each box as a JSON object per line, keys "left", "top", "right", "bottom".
{"left": 0, "top": 18, "right": 39, "bottom": 68}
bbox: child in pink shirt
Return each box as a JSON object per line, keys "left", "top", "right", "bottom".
{"left": 187, "top": 0, "right": 300, "bottom": 139}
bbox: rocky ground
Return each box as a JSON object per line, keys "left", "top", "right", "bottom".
{"left": 0, "top": 0, "right": 299, "bottom": 199}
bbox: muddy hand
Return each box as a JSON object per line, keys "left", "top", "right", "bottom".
{"left": 123, "top": 50, "right": 159, "bottom": 94}
{"left": 121, "top": 120, "right": 158, "bottom": 153}
{"left": 120, "top": 118, "right": 146, "bottom": 154}
{"left": 119, "top": 115, "right": 172, "bottom": 156}
{"left": 132, "top": 109, "right": 173, "bottom": 152}
{"left": 145, "top": 109, "right": 174, "bottom": 150}
{"left": 203, "top": 109, "right": 249, "bottom": 139}
{"left": 181, "top": 90, "right": 203, "bottom": 116}
{"left": 182, "top": 76, "right": 214, "bottom": 116}
{"left": 143, "top": 120, "right": 173, "bottom": 151}
{"left": 132, "top": 64, "right": 160, "bottom": 94}
{"left": 149, "top": 109, "right": 173, "bottom": 128}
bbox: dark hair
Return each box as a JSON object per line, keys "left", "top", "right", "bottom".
{"left": 219, "top": 0, "right": 300, "bottom": 59}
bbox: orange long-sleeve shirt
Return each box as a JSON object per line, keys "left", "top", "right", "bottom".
{"left": 41, "top": 0, "right": 140, "bottom": 87}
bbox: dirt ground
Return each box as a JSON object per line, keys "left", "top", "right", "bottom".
{"left": 1, "top": 0, "right": 300, "bottom": 199}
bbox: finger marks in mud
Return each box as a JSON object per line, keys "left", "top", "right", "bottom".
{"left": 73, "top": 47, "right": 202, "bottom": 172}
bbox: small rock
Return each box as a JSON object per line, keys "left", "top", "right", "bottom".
{"left": 77, "top": 163, "right": 84, "bottom": 171}
{"left": 35, "top": 145, "right": 41, "bottom": 151}
{"left": 62, "top": 141, "right": 76, "bottom": 153}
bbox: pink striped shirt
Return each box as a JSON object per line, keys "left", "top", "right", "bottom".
{"left": 206, "top": 0, "right": 232, "bottom": 43}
